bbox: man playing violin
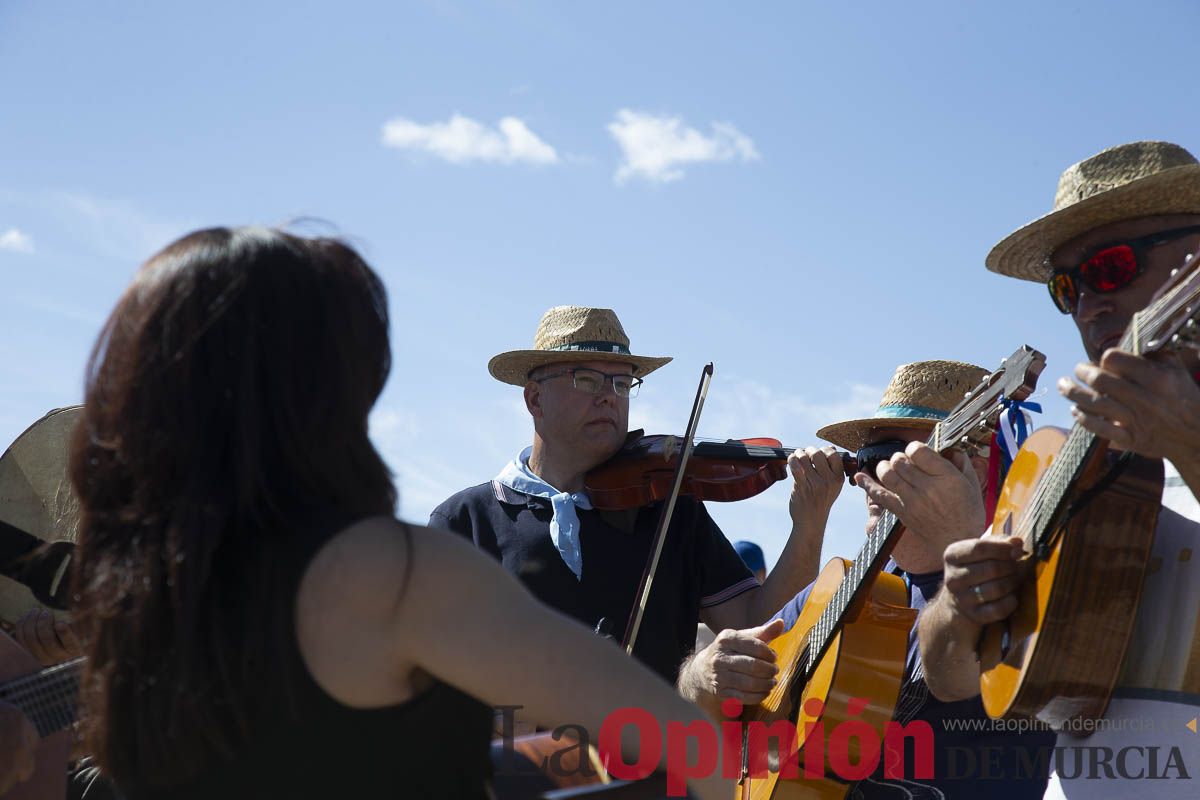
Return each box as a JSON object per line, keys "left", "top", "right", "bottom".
{"left": 680, "top": 360, "right": 1055, "bottom": 798}
{"left": 429, "top": 305, "right": 838, "bottom": 687}
{"left": 919, "top": 141, "right": 1200, "bottom": 798}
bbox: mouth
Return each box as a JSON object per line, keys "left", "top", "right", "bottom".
{"left": 586, "top": 418, "right": 617, "bottom": 429}
{"left": 1090, "top": 331, "right": 1123, "bottom": 354}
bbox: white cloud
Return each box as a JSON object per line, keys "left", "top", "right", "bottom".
{"left": 0, "top": 227, "right": 33, "bottom": 253}
{"left": 607, "top": 109, "right": 760, "bottom": 184}
{"left": 381, "top": 114, "right": 559, "bottom": 165}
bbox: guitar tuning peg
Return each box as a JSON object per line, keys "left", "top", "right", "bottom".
{"left": 1000, "top": 358, "right": 1008, "bottom": 365}
{"left": 964, "top": 391, "right": 973, "bottom": 399}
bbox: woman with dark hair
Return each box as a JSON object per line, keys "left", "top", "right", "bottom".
{"left": 68, "top": 227, "right": 731, "bottom": 800}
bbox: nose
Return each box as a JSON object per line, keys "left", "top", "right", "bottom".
{"left": 593, "top": 384, "right": 618, "bottom": 404}
{"left": 1072, "top": 286, "right": 1114, "bottom": 324}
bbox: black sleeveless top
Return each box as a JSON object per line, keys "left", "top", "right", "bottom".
{"left": 128, "top": 511, "right": 494, "bottom": 800}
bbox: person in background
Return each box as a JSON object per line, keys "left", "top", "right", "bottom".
{"left": 429, "top": 305, "right": 835, "bottom": 689}
{"left": 734, "top": 541, "right": 767, "bottom": 584}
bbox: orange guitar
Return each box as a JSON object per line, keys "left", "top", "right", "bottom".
{"left": 737, "top": 346, "right": 1046, "bottom": 799}
{"left": 0, "top": 632, "right": 78, "bottom": 800}
{"left": 979, "top": 250, "right": 1200, "bottom": 729}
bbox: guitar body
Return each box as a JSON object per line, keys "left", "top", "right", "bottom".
{"left": 738, "top": 558, "right": 916, "bottom": 799}
{"left": 0, "top": 631, "right": 70, "bottom": 800}
{"left": 979, "top": 426, "right": 1163, "bottom": 728}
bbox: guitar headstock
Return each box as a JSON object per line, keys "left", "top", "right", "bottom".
{"left": 931, "top": 345, "right": 1047, "bottom": 453}
{"left": 1133, "top": 248, "right": 1200, "bottom": 357}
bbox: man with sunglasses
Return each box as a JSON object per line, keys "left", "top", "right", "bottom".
{"left": 429, "top": 306, "right": 835, "bottom": 695}
{"left": 917, "top": 141, "right": 1200, "bottom": 798}
{"left": 680, "top": 360, "right": 1056, "bottom": 798}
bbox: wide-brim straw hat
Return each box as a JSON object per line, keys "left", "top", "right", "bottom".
{"left": 817, "top": 361, "right": 987, "bottom": 451}
{"left": 0, "top": 406, "right": 81, "bottom": 627}
{"left": 488, "top": 306, "right": 672, "bottom": 386}
{"left": 987, "top": 141, "right": 1200, "bottom": 282}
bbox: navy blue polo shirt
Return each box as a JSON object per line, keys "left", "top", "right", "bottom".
{"left": 429, "top": 481, "right": 758, "bottom": 684}
{"left": 775, "top": 565, "right": 1054, "bottom": 799}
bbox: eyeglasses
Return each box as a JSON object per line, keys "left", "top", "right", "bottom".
{"left": 852, "top": 440, "right": 910, "bottom": 483}
{"left": 1046, "top": 225, "right": 1200, "bottom": 314}
{"left": 534, "top": 368, "right": 643, "bottom": 398}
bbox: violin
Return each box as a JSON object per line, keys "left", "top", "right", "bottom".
{"left": 584, "top": 431, "right": 858, "bottom": 511}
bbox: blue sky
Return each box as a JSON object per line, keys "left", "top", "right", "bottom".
{"left": 3, "top": 1, "right": 1199, "bottom": 567}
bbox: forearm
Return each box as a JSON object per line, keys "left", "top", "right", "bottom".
{"left": 504, "top": 604, "right": 730, "bottom": 799}
{"left": 917, "top": 590, "right": 984, "bottom": 702}
{"left": 412, "top": 535, "right": 731, "bottom": 799}
{"left": 753, "top": 512, "right": 827, "bottom": 622}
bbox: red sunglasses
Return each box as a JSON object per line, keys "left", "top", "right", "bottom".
{"left": 1047, "top": 225, "right": 1200, "bottom": 314}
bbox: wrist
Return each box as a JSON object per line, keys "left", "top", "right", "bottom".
{"left": 788, "top": 509, "right": 831, "bottom": 532}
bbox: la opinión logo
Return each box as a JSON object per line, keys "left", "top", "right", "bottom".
{"left": 497, "top": 697, "right": 934, "bottom": 797}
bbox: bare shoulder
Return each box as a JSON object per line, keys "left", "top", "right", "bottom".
{"left": 295, "top": 517, "right": 459, "bottom": 704}
{"left": 299, "top": 516, "right": 411, "bottom": 607}
{"left": 299, "top": 516, "right": 496, "bottom": 620}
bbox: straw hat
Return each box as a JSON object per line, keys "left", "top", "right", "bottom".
{"left": 0, "top": 406, "right": 81, "bottom": 627}
{"left": 817, "top": 361, "right": 987, "bottom": 451}
{"left": 987, "top": 141, "right": 1200, "bottom": 282}
{"left": 488, "top": 306, "right": 672, "bottom": 386}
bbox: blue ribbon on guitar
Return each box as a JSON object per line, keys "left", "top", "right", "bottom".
{"left": 996, "top": 397, "right": 1042, "bottom": 472}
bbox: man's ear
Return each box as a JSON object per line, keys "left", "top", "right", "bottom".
{"left": 524, "top": 380, "right": 543, "bottom": 419}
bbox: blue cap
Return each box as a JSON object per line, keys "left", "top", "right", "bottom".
{"left": 733, "top": 540, "right": 766, "bottom": 573}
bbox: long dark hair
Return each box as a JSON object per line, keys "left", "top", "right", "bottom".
{"left": 69, "top": 227, "right": 397, "bottom": 788}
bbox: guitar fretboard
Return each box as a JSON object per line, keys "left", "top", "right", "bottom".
{"left": 0, "top": 657, "right": 82, "bottom": 738}
{"left": 803, "top": 506, "right": 903, "bottom": 676}
{"left": 1022, "top": 316, "right": 1147, "bottom": 552}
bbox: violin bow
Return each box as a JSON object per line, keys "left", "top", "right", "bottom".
{"left": 620, "top": 362, "right": 714, "bottom": 656}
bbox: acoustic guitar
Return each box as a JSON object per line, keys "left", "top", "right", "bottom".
{"left": 0, "top": 632, "right": 79, "bottom": 800}
{"left": 737, "top": 345, "right": 1046, "bottom": 799}
{"left": 979, "top": 250, "right": 1200, "bottom": 728}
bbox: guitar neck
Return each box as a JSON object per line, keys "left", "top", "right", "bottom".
{"left": 0, "top": 657, "right": 83, "bottom": 738}
{"left": 803, "top": 508, "right": 904, "bottom": 676}
{"left": 1024, "top": 313, "right": 1153, "bottom": 550}
{"left": 1025, "top": 422, "right": 1103, "bottom": 552}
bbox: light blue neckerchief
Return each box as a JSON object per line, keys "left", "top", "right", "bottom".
{"left": 494, "top": 447, "right": 591, "bottom": 580}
